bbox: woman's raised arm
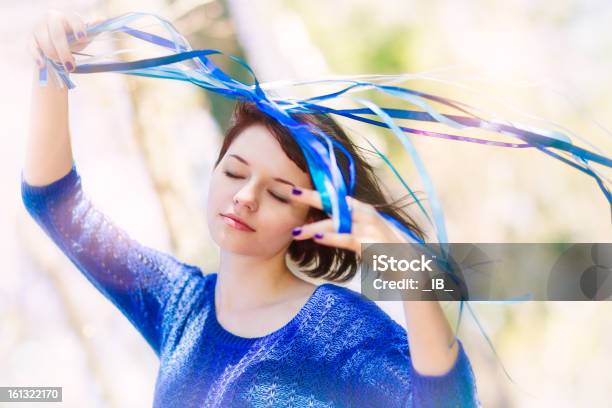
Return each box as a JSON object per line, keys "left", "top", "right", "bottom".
{"left": 21, "top": 11, "right": 207, "bottom": 357}
{"left": 24, "top": 10, "right": 91, "bottom": 186}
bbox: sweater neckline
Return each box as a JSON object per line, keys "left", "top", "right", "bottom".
{"left": 206, "top": 273, "right": 331, "bottom": 348}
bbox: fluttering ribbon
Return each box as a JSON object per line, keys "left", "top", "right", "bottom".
{"left": 39, "top": 12, "right": 611, "bottom": 385}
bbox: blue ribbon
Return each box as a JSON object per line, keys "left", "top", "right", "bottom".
{"left": 39, "top": 12, "right": 612, "bottom": 383}
{"left": 39, "top": 10, "right": 612, "bottom": 285}
{"left": 41, "top": 12, "right": 612, "bottom": 237}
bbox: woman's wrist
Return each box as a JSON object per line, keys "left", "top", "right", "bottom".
{"left": 31, "top": 64, "right": 67, "bottom": 91}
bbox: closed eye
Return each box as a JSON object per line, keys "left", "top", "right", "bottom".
{"left": 269, "top": 191, "right": 289, "bottom": 203}
{"left": 225, "top": 171, "right": 289, "bottom": 203}
{"left": 224, "top": 170, "right": 244, "bottom": 179}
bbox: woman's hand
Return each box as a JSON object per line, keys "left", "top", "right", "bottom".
{"left": 287, "top": 185, "right": 463, "bottom": 377}
{"left": 288, "top": 186, "right": 410, "bottom": 257}
{"left": 28, "top": 10, "right": 98, "bottom": 71}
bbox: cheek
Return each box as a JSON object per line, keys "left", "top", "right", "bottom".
{"left": 206, "top": 174, "right": 229, "bottom": 224}
{"left": 257, "top": 205, "right": 309, "bottom": 237}
{"left": 207, "top": 172, "right": 231, "bottom": 205}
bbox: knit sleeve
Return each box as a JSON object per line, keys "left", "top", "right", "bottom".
{"left": 350, "top": 334, "right": 480, "bottom": 408}
{"left": 20, "top": 164, "right": 203, "bottom": 357}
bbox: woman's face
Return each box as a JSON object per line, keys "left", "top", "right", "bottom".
{"left": 207, "top": 124, "right": 313, "bottom": 258}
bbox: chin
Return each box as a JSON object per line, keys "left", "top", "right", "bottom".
{"left": 215, "top": 231, "right": 290, "bottom": 259}
{"left": 211, "top": 228, "right": 259, "bottom": 255}
{"left": 218, "top": 239, "right": 259, "bottom": 256}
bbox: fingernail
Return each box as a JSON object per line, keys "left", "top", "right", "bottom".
{"left": 314, "top": 233, "right": 324, "bottom": 239}
{"left": 291, "top": 187, "right": 302, "bottom": 195}
{"left": 292, "top": 227, "right": 302, "bottom": 236}
{"left": 65, "top": 62, "right": 74, "bottom": 72}
{"left": 77, "top": 31, "right": 86, "bottom": 39}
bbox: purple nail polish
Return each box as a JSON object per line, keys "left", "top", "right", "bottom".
{"left": 292, "top": 227, "right": 302, "bottom": 236}
{"left": 65, "top": 62, "right": 74, "bottom": 72}
{"left": 314, "top": 233, "right": 324, "bottom": 239}
{"left": 77, "top": 31, "right": 85, "bottom": 39}
{"left": 291, "top": 187, "right": 302, "bottom": 195}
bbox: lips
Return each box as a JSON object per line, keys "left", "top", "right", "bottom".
{"left": 220, "top": 213, "right": 255, "bottom": 232}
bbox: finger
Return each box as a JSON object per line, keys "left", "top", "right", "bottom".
{"left": 346, "top": 196, "right": 369, "bottom": 213}
{"left": 345, "top": 195, "right": 382, "bottom": 222}
{"left": 33, "top": 25, "right": 57, "bottom": 61}
{"left": 292, "top": 218, "right": 335, "bottom": 240}
{"left": 28, "top": 35, "right": 45, "bottom": 68}
{"left": 312, "top": 232, "right": 359, "bottom": 254}
{"left": 47, "top": 15, "right": 74, "bottom": 71}
{"left": 65, "top": 13, "right": 87, "bottom": 43}
{"left": 287, "top": 185, "right": 324, "bottom": 210}
{"left": 289, "top": 185, "right": 378, "bottom": 224}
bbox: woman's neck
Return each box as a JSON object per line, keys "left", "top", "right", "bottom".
{"left": 216, "top": 249, "right": 304, "bottom": 313}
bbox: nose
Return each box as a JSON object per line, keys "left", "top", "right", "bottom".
{"left": 232, "top": 184, "right": 258, "bottom": 212}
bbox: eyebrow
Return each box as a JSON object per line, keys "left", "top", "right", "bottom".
{"left": 228, "top": 154, "right": 296, "bottom": 186}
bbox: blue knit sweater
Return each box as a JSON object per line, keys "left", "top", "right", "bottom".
{"left": 21, "top": 165, "right": 480, "bottom": 407}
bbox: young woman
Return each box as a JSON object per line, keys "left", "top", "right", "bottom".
{"left": 22, "top": 10, "right": 480, "bottom": 407}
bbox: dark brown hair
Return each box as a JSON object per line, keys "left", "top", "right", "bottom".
{"left": 214, "top": 100, "right": 426, "bottom": 283}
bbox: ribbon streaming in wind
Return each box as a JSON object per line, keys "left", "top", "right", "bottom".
{"left": 39, "top": 12, "right": 612, "bottom": 385}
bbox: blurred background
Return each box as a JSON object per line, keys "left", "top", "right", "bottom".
{"left": 2, "top": 0, "right": 612, "bottom": 406}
